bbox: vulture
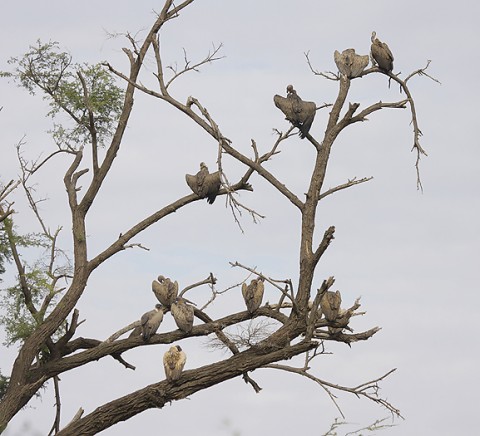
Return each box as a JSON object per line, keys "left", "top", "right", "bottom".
{"left": 152, "top": 275, "right": 178, "bottom": 307}
{"left": 241, "top": 278, "right": 265, "bottom": 314}
{"left": 320, "top": 290, "right": 342, "bottom": 322}
{"left": 163, "top": 345, "right": 187, "bottom": 382}
{"left": 138, "top": 304, "right": 164, "bottom": 341}
{"left": 185, "top": 162, "right": 221, "bottom": 204}
{"left": 171, "top": 297, "right": 195, "bottom": 333}
{"left": 334, "top": 48, "right": 369, "bottom": 78}
{"left": 274, "top": 85, "right": 316, "bottom": 139}
{"left": 370, "top": 31, "right": 394, "bottom": 73}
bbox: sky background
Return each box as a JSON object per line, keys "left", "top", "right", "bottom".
{"left": 1, "top": 1, "right": 479, "bottom": 435}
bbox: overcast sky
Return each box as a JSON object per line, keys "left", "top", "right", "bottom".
{"left": 1, "top": 1, "right": 479, "bottom": 435}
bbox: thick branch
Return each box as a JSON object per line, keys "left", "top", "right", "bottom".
{"left": 28, "top": 306, "right": 290, "bottom": 382}
{"left": 57, "top": 341, "right": 315, "bottom": 435}
{"left": 77, "top": 71, "right": 99, "bottom": 174}
{"left": 78, "top": 5, "right": 178, "bottom": 215}
{"left": 313, "top": 326, "right": 381, "bottom": 344}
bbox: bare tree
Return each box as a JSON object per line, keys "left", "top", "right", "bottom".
{"left": 0, "top": 1, "right": 437, "bottom": 434}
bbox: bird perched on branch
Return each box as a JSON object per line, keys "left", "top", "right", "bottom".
{"left": 274, "top": 85, "right": 316, "bottom": 139}
{"left": 163, "top": 345, "right": 187, "bottom": 382}
{"left": 185, "top": 162, "right": 221, "bottom": 204}
{"left": 152, "top": 275, "right": 178, "bottom": 307}
{"left": 241, "top": 278, "right": 265, "bottom": 314}
{"left": 370, "top": 31, "right": 394, "bottom": 73}
{"left": 320, "top": 290, "right": 342, "bottom": 322}
{"left": 334, "top": 48, "right": 369, "bottom": 78}
{"left": 171, "top": 297, "right": 195, "bottom": 333}
{"left": 131, "top": 304, "right": 164, "bottom": 341}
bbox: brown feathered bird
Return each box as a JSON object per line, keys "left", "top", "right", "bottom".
{"left": 334, "top": 48, "right": 369, "bottom": 78}
{"left": 370, "top": 31, "right": 394, "bottom": 72}
{"left": 274, "top": 85, "right": 316, "bottom": 139}
{"left": 132, "top": 304, "right": 164, "bottom": 341}
{"left": 152, "top": 275, "right": 178, "bottom": 307}
{"left": 171, "top": 297, "right": 195, "bottom": 333}
{"left": 320, "top": 290, "right": 342, "bottom": 322}
{"left": 241, "top": 278, "right": 265, "bottom": 314}
{"left": 185, "top": 162, "right": 221, "bottom": 204}
{"left": 163, "top": 345, "right": 187, "bottom": 382}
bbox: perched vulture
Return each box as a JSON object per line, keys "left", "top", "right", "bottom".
{"left": 334, "top": 48, "right": 369, "bottom": 78}
{"left": 152, "top": 275, "right": 178, "bottom": 307}
{"left": 163, "top": 345, "right": 187, "bottom": 382}
{"left": 138, "top": 304, "right": 164, "bottom": 341}
{"left": 185, "top": 162, "right": 221, "bottom": 204}
{"left": 320, "top": 290, "right": 342, "bottom": 322}
{"left": 274, "top": 85, "right": 316, "bottom": 139}
{"left": 171, "top": 297, "right": 195, "bottom": 333}
{"left": 370, "top": 31, "right": 394, "bottom": 73}
{"left": 241, "top": 278, "right": 265, "bottom": 314}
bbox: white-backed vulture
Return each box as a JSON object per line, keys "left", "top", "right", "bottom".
{"left": 334, "top": 48, "right": 369, "bottom": 78}
{"left": 370, "top": 31, "right": 394, "bottom": 72}
{"left": 139, "top": 304, "right": 164, "bottom": 341}
{"left": 241, "top": 278, "right": 265, "bottom": 314}
{"left": 171, "top": 297, "right": 195, "bottom": 333}
{"left": 163, "top": 345, "right": 187, "bottom": 382}
{"left": 274, "top": 85, "right": 316, "bottom": 139}
{"left": 320, "top": 290, "right": 342, "bottom": 322}
{"left": 185, "top": 162, "right": 221, "bottom": 204}
{"left": 152, "top": 275, "right": 178, "bottom": 307}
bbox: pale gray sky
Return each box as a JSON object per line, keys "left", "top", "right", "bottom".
{"left": 1, "top": 1, "right": 479, "bottom": 435}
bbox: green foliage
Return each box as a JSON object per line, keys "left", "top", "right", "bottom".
{"left": 0, "top": 230, "right": 11, "bottom": 280}
{"left": 0, "top": 219, "right": 67, "bottom": 347}
{"left": 1, "top": 269, "right": 48, "bottom": 346}
{"left": 0, "top": 371, "right": 9, "bottom": 400}
{"left": 1, "top": 40, "right": 125, "bottom": 148}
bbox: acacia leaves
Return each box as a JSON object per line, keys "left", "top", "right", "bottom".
{"left": 1, "top": 40, "right": 125, "bottom": 149}
{"left": 0, "top": 217, "right": 68, "bottom": 347}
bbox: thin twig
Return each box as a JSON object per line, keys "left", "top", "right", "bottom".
{"left": 266, "top": 363, "right": 401, "bottom": 418}
{"left": 320, "top": 177, "right": 373, "bottom": 200}
{"left": 179, "top": 273, "right": 217, "bottom": 298}
{"left": 47, "top": 376, "right": 62, "bottom": 436}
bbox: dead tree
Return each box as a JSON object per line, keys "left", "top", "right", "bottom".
{"left": 0, "top": 1, "right": 438, "bottom": 434}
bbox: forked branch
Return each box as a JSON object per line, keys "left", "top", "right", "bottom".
{"left": 266, "top": 364, "right": 401, "bottom": 418}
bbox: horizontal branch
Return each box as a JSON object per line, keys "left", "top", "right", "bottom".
{"left": 313, "top": 326, "right": 381, "bottom": 344}
{"left": 57, "top": 340, "right": 316, "bottom": 435}
{"left": 346, "top": 99, "right": 408, "bottom": 126}
{"left": 28, "top": 305, "right": 293, "bottom": 382}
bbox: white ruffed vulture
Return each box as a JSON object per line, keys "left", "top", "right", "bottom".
{"left": 137, "top": 304, "right": 164, "bottom": 341}
{"left": 171, "top": 297, "right": 195, "bottom": 333}
{"left": 370, "top": 31, "right": 394, "bottom": 73}
{"left": 241, "top": 278, "right": 265, "bottom": 314}
{"left": 163, "top": 345, "right": 187, "bottom": 382}
{"left": 334, "top": 48, "right": 369, "bottom": 78}
{"left": 274, "top": 85, "right": 316, "bottom": 139}
{"left": 152, "top": 275, "right": 178, "bottom": 307}
{"left": 320, "top": 290, "right": 342, "bottom": 322}
{"left": 185, "top": 162, "right": 221, "bottom": 204}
